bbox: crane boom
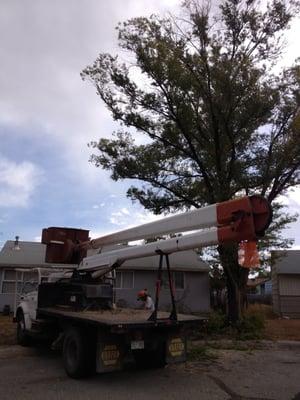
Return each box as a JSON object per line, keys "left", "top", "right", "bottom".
{"left": 79, "top": 195, "right": 271, "bottom": 274}
{"left": 42, "top": 194, "right": 272, "bottom": 275}
{"left": 86, "top": 195, "right": 270, "bottom": 249}
{"left": 80, "top": 227, "right": 218, "bottom": 272}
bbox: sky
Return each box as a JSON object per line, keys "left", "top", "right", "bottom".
{"left": 0, "top": 0, "right": 299, "bottom": 249}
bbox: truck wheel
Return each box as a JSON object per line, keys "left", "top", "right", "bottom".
{"left": 16, "top": 310, "right": 31, "bottom": 347}
{"left": 134, "top": 344, "right": 166, "bottom": 369}
{"left": 63, "top": 327, "right": 95, "bottom": 379}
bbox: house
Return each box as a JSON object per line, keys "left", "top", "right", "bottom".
{"left": 0, "top": 239, "right": 76, "bottom": 313}
{"left": 115, "top": 250, "right": 210, "bottom": 313}
{"left": 0, "top": 240, "right": 211, "bottom": 314}
{"left": 247, "top": 277, "right": 272, "bottom": 304}
{"left": 272, "top": 250, "right": 300, "bottom": 318}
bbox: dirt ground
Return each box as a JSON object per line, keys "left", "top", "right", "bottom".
{"left": 0, "top": 315, "right": 16, "bottom": 345}
{"left": 265, "top": 319, "right": 300, "bottom": 341}
{"left": 246, "top": 304, "right": 300, "bottom": 341}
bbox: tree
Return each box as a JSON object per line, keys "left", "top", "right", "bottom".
{"left": 81, "top": 0, "right": 300, "bottom": 322}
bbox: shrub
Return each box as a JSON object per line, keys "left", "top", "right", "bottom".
{"left": 188, "top": 345, "right": 218, "bottom": 361}
{"left": 235, "top": 313, "right": 265, "bottom": 340}
{"left": 204, "top": 309, "right": 265, "bottom": 340}
{"left": 206, "top": 311, "right": 227, "bottom": 335}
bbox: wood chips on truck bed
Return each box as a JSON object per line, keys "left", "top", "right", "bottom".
{"left": 38, "top": 307, "right": 203, "bottom": 326}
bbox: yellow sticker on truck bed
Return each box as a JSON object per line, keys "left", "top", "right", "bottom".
{"left": 168, "top": 338, "right": 185, "bottom": 357}
{"left": 101, "top": 344, "right": 120, "bottom": 366}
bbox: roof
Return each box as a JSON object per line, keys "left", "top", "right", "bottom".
{"left": 0, "top": 241, "right": 76, "bottom": 269}
{"left": 271, "top": 250, "right": 300, "bottom": 275}
{"left": 0, "top": 241, "right": 209, "bottom": 273}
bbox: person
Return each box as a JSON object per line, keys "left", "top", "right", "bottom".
{"left": 137, "top": 289, "right": 154, "bottom": 311}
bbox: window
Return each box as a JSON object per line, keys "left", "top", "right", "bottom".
{"left": 1, "top": 269, "right": 38, "bottom": 294}
{"left": 161, "top": 271, "right": 185, "bottom": 290}
{"left": 174, "top": 271, "right": 185, "bottom": 290}
{"left": 2, "top": 270, "right": 17, "bottom": 294}
{"left": 115, "top": 271, "right": 134, "bottom": 289}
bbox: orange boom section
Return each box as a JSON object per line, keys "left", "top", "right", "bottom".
{"left": 216, "top": 195, "right": 272, "bottom": 244}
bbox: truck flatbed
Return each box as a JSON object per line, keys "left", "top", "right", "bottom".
{"left": 37, "top": 306, "right": 204, "bottom": 329}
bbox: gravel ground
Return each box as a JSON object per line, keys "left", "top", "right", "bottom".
{"left": 0, "top": 343, "right": 299, "bottom": 400}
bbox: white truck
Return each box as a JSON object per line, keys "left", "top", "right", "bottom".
{"left": 14, "top": 195, "right": 271, "bottom": 378}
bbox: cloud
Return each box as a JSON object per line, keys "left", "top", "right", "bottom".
{"left": 0, "top": 0, "right": 181, "bottom": 185}
{"left": 0, "top": 156, "right": 43, "bottom": 207}
{"left": 109, "top": 207, "right": 161, "bottom": 227}
{"left": 92, "top": 203, "right": 106, "bottom": 209}
{"left": 285, "top": 188, "right": 300, "bottom": 207}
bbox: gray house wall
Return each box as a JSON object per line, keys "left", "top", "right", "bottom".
{"left": 115, "top": 270, "right": 210, "bottom": 313}
{"left": 0, "top": 269, "right": 15, "bottom": 311}
{"left": 0, "top": 269, "right": 210, "bottom": 314}
{"left": 0, "top": 241, "right": 211, "bottom": 314}
{"left": 271, "top": 260, "right": 280, "bottom": 314}
{"left": 272, "top": 250, "right": 300, "bottom": 318}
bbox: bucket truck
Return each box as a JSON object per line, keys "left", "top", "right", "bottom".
{"left": 14, "top": 195, "right": 271, "bottom": 378}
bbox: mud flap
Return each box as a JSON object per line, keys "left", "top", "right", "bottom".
{"left": 96, "top": 332, "right": 124, "bottom": 373}
{"left": 166, "top": 335, "right": 187, "bottom": 364}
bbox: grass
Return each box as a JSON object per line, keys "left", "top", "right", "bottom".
{"left": 245, "top": 304, "right": 276, "bottom": 320}
{"left": 187, "top": 343, "right": 218, "bottom": 361}
{"left": 201, "top": 305, "right": 267, "bottom": 341}
{"left": 202, "top": 304, "right": 300, "bottom": 342}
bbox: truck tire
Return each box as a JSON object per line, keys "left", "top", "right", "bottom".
{"left": 134, "top": 343, "right": 166, "bottom": 369}
{"left": 16, "top": 310, "right": 31, "bottom": 347}
{"left": 63, "top": 327, "right": 95, "bottom": 379}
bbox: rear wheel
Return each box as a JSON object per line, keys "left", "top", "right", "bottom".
{"left": 16, "top": 310, "right": 31, "bottom": 347}
{"left": 63, "top": 327, "right": 95, "bottom": 379}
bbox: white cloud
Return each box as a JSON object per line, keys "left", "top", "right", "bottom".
{"left": 0, "top": 0, "right": 182, "bottom": 185}
{"left": 285, "top": 188, "right": 300, "bottom": 207}
{"left": 109, "top": 216, "right": 127, "bottom": 226}
{"left": 109, "top": 207, "right": 161, "bottom": 227}
{"left": 0, "top": 156, "right": 43, "bottom": 207}
{"left": 92, "top": 202, "right": 106, "bottom": 209}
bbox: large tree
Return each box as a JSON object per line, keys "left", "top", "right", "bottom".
{"left": 81, "top": 0, "right": 300, "bottom": 322}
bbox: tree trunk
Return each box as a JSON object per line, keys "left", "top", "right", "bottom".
{"left": 218, "top": 244, "right": 249, "bottom": 323}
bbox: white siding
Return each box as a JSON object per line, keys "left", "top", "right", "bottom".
{"left": 271, "top": 263, "right": 280, "bottom": 314}
{"left": 279, "top": 275, "right": 300, "bottom": 296}
{"left": 280, "top": 296, "right": 300, "bottom": 318}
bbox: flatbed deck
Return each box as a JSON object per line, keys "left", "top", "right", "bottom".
{"left": 38, "top": 307, "right": 204, "bottom": 328}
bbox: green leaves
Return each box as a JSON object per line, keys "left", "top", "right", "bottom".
{"left": 82, "top": 0, "right": 300, "bottom": 241}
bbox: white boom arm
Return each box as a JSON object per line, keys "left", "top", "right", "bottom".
{"left": 80, "top": 228, "right": 218, "bottom": 273}
{"left": 88, "top": 204, "right": 217, "bottom": 248}
{"left": 77, "top": 195, "right": 271, "bottom": 275}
